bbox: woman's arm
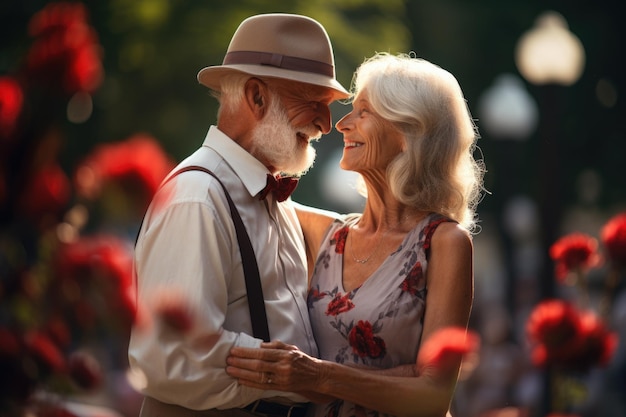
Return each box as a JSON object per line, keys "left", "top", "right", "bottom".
{"left": 292, "top": 202, "right": 339, "bottom": 281}
{"left": 226, "top": 222, "right": 474, "bottom": 417}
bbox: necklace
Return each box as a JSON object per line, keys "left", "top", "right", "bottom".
{"left": 349, "top": 214, "right": 412, "bottom": 264}
{"left": 349, "top": 227, "right": 390, "bottom": 264}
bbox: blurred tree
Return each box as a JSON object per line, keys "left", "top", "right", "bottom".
{"left": 1, "top": 0, "right": 410, "bottom": 210}
{"left": 83, "top": 0, "right": 408, "bottom": 160}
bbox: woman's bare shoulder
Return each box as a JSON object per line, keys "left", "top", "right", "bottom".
{"left": 429, "top": 220, "right": 473, "bottom": 259}
{"left": 293, "top": 202, "right": 342, "bottom": 234}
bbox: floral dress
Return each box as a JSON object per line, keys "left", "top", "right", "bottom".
{"left": 307, "top": 212, "right": 453, "bottom": 417}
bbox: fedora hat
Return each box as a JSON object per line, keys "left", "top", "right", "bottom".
{"left": 197, "top": 13, "right": 349, "bottom": 100}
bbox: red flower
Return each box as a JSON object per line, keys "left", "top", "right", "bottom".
{"left": 74, "top": 134, "right": 175, "bottom": 209}
{"left": 348, "top": 320, "right": 386, "bottom": 359}
{"left": 325, "top": 293, "right": 355, "bottom": 316}
{"left": 24, "top": 330, "right": 66, "bottom": 374}
{"left": 569, "top": 310, "right": 618, "bottom": 370}
{"left": 526, "top": 300, "right": 617, "bottom": 371}
{"left": 45, "top": 317, "right": 72, "bottom": 349}
{"left": 152, "top": 290, "right": 195, "bottom": 334}
{"left": 400, "top": 262, "right": 424, "bottom": 295}
{"left": 526, "top": 299, "right": 580, "bottom": 352}
{"left": 68, "top": 350, "right": 102, "bottom": 390}
{"left": 0, "top": 76, "right": 23, "bottom": 140}
{"left": 549, "top": 233, "right": 601, "bottom": 282}
{"left": 308, "top": 287, "right": 324, "bottom": 301}
{"left": 331, "top": 227, "right": 349, "bottom": 254}
{"left": 54, "top": 235, "right": 136, "bottom": 326}
{"left": 0, "top": 327, "right": 20, "bottom": 358}
{"left": 417, "top": 327, "right": 480, "bottom": 374}
{"left": 25, "top": 2, "right": 103, "bottom": 94}
{"left": 601, "top": 212, "right": 626, "bottom": 266}
{"left": 18, "top": 163, "right": 71, "bottom": 221}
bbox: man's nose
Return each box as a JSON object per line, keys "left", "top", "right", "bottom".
{"left": 314, "top": 103, "right": 332, "bottom": 134}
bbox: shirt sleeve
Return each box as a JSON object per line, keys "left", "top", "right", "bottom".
{"left": 128, "top": 197, "right": 281, "bottom": 409}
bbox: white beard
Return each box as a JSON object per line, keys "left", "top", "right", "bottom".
{"left": 249, "top": 97, "right": 318, "bottom": 177}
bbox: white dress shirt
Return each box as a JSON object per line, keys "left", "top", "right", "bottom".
{"left": 128, "top": 126, "right": 318, "bottom": 410}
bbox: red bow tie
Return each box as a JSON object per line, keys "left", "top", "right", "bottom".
{"left": 259, "top": 174, "right": 299, "bottom": 202}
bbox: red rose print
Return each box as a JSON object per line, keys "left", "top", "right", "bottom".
{"left": 400, "top": 262, "right": 424, "bottom": 295}
{"left": 331, "top": 227, "right": 349, "bottom": 254}
{"left": 325, "top": 293, "right": 355, "bottom": 316}
{"left": 423, "top": 217, "right": 447, "bottom": 253}
{"left": 348, "top": 320, "right": 386, "bottom": 359}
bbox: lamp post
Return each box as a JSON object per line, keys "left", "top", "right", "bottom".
{"left": 515, "top": 10, "right": 585, "bottom": 416}
{"left": 478, "top": 74, "right": 539, "bottom": 314}
{"left": 515, "top": 9, "right": 585, "bottom": 299}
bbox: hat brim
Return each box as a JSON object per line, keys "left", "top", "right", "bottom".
{"left": 197, "top": 64, "right": 350, "bottom": 101}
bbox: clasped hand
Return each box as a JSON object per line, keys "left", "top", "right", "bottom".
{"left": 226, "top": 340, "right": 323, "bottom": 393}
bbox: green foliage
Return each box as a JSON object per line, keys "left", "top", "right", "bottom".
{"left": 66, "top": 0, "right": 408, "bottom": 164}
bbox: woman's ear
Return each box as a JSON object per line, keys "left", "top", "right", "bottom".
{"left": 244, "top": 78, "right": 268, "bottom": 120}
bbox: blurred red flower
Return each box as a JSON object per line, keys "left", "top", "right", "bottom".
{"left": 68, "top": 350, "right": 102, "bottom": 390}
{"left": 600, "top": 212, "right": 626, "bottom": 267}
{"left": 25, "top": 2, "right": 103, "bottom": 94}
{"left": 549, "top": 233, "right": 601, "bottom": 282}
{"left": 54, "top": 235, "right": 136, "bottom": 327}
{"left": 74, "top": 134, "right": 175, "bottom": 210}
{"left": 417, "top": 327, "right": 480, "bottom": 374}
{"left": 571, "top": 310, "right": 618, "bottom": 370}
{"left": 44, "top": 316, "right": 72, "bottom": 349}
{"left": 526, "top": 299, "right": 580, "bottom": 352}
{"left": 18, "top": 163, "right": 71, "bottom": 220}
{"left": 0, "top": 327, "right": 20, "bottom": 358}
{"left": 24, "top": 330, "right": 66, "bottom": 374}
{"left": 152, "top": 290, "right": 195, "bottom": 334}
{"left": 526, "top": 300, "right": 617, "bottom": 371}
{"left": 0, "top": 76, "right": 23, "bottom": 140}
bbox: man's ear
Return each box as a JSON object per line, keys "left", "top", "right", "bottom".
{"left": 244, "top": 78, "right": 268, "bottom": 120}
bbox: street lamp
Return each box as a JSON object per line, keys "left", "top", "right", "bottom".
{"left": 514, "top": 10, "right": 586, "bottom": 416}
{"left": 515, "top": 11, "right": 585, "bottom": 86}
{"left": 514, "top": 9, "right": 586, "bottom": 297}
{"left": 478, "top": 74, "right": 540, "bottom": 320}
{"left": 478, "top": 73, "right": 538, "bottom": 141}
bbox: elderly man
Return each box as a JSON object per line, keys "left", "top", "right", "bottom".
{"left": 128, "top": 13, "right": 349, "bottom": 417}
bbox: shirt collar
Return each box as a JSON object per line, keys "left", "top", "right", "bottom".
{"left": 202, "top": 126, "right": 271, "bottom": 198}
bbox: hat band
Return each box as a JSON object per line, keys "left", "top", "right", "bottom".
{"left": 224, "top": 51, "right": 334, "bottom": 77}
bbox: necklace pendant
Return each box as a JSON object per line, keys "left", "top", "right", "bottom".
{"left": 354, "top": 258, "right": 369, "bottom": 264}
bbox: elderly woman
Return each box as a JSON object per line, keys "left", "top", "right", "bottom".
{"left": 226, "top": 52, "right": 485, "bottom": 417}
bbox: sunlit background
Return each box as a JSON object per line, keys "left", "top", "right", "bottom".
{"left": 1, "top": 1, "right": 624, "bottom": 416}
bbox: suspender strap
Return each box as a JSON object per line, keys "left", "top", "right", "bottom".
{"left": 154, "top": 165, "right": 270, "bottom": 342}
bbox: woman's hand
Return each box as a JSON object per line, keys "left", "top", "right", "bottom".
{"left": 226, "top": 341, "right": 328, "bottom": 396}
